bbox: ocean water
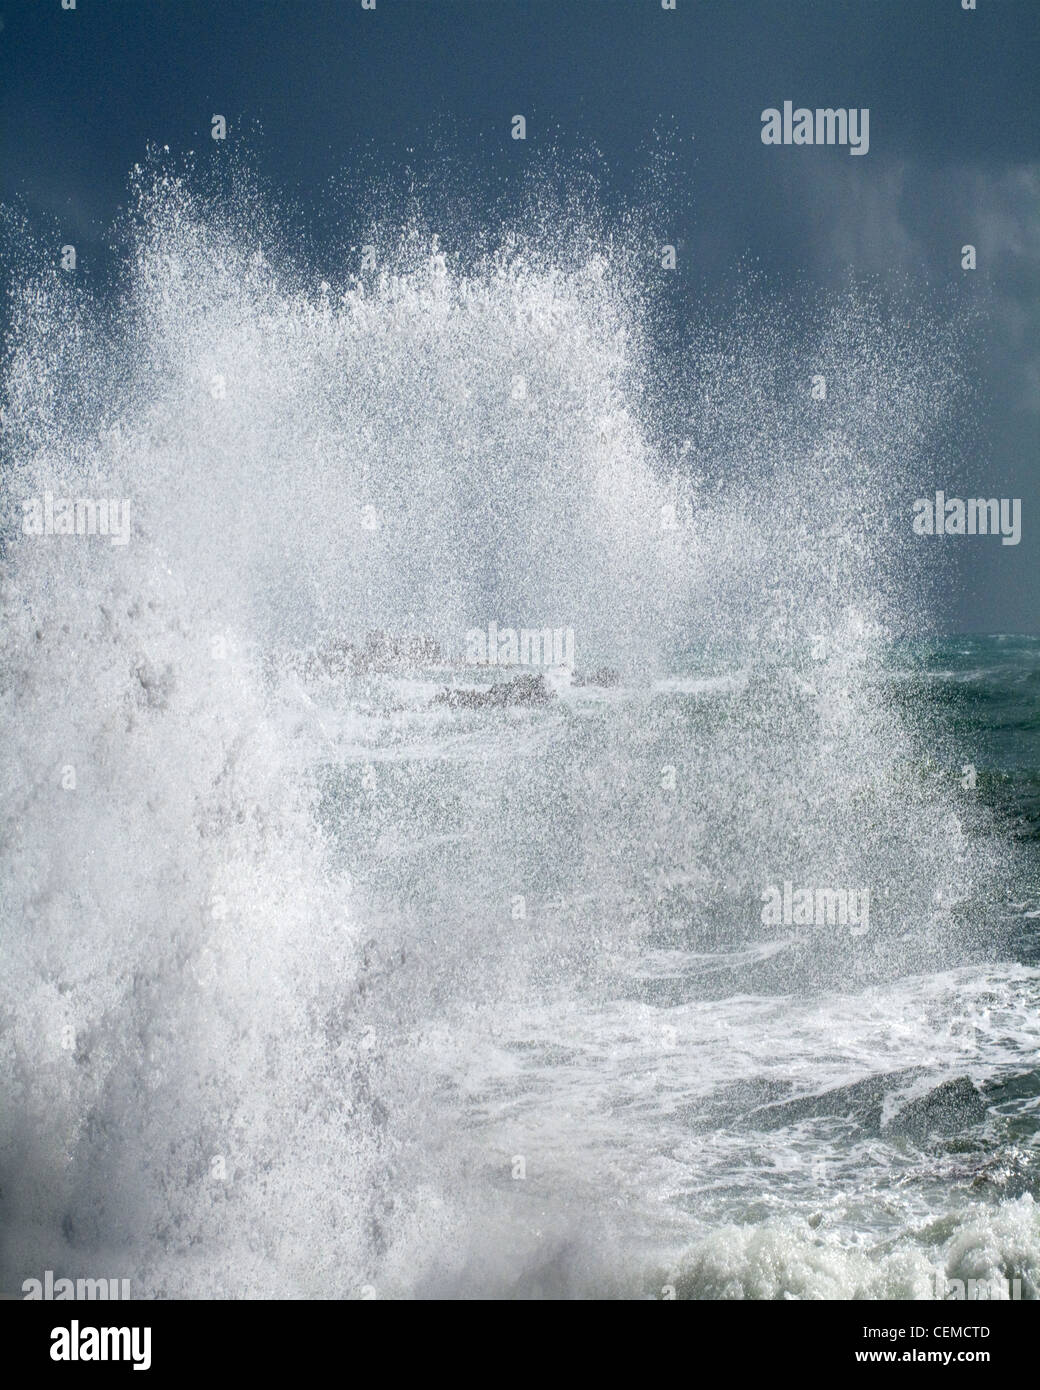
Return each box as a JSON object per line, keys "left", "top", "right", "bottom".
{"left": 1, "top": 171, "right": 1039, "bottom": 1299}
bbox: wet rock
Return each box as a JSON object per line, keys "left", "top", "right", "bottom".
{"left": 883, "top": 1077, "right": 988, "bottom": 1144}
{"left": 574, "top": 667, "right": 620, "bottom": 687}
{"left": 746, "top": 1069, "right": 923, "bottom": 1133}
{"left": 302, "top": 631, "right": 443, "bottom": 679}
{"left": 361, "top": 630, "right": 442, "bottom": 671}
{"left": 436, "top": 672, "right": 556, "bottom": 710}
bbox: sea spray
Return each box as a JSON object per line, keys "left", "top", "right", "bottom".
{"left": 0, "top": 164, "right": 1019, "bottom": 1298}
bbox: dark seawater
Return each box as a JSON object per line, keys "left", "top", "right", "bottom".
{"left": 892, "top": 635, "right": 1040, "bottom": 858}
{"left": 368, "top": 636, "right": 1040, "bottom": 1300}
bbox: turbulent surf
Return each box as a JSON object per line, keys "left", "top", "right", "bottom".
{"left": 2, "top": 166, "right": 1039, "bottom": 1299}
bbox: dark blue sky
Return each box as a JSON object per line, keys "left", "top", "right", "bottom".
{"left": 3, "top": 2, "right": 1037, "bottom": 261}
{"left": 2, "top": 0, "right": 1038, "bottom": 630}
